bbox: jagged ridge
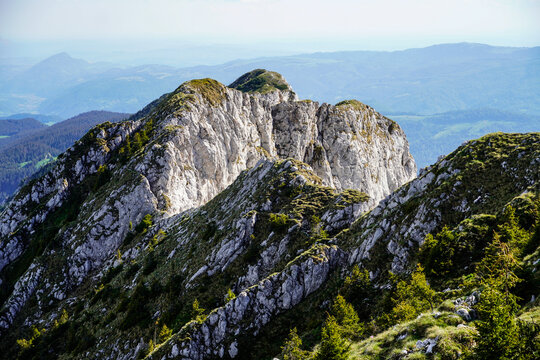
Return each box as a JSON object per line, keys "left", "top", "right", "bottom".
{"left": 0, "top": 69, "right": 415, "bottom": 343}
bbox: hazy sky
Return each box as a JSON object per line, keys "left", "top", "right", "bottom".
{"left": 1, "top": 0, "right": 539, "bottom": 64}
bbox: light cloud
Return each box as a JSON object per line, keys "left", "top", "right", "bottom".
{"left": 0, "top": 0, "right": 538, "bottom": 47}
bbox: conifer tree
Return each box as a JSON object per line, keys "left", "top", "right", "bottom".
{"left": 148, "top": 339, "right": 155, "bottom": 353}
{"left": 315, "top": 316, "right": 350, "bottom": 360}
{"left": 225, "top": 288, "right": 236, "bottom": 302}
{"left": 192, "top": 299, "right": 206, "bottom": 322}
{"left": 331, "top": 294, "right": 361, "bottom": 338}
{"left": 476, "top": 233, "right": 520, "bottom": 296}
{"left": 281, "top": 327, "right": 308, "bottom": 360}
{"left": 474, "top": 285, "right": 519, "bottom": 360}
{"left": 474, "top": 233, "right": 521, "bottom": 359}
{"left": 419, "top": 226, "right": 455, "bottom": 278}
{"left": 497, "top": 205, "right": 530, "bottom": 252}
{"left": 390, "top": 264, "right": 436, "bottom": 323}
{"left": 133, "top": 132, "right": 143, "bottom": 152}
{"left": 159, "top": 324, "right": 172, "bottom": 343}
{"left": 341, "top": 265, "right": 374, "bottom": 318}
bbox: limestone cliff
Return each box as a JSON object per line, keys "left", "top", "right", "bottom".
{"left": 0, "top": 70, "right": 415, "bottom": 337}
{"left": 0, "top": 66, "right": 537, "bottom": 360}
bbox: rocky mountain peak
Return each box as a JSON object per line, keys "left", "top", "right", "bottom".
{"left": 0, "top": 65, "right": 538, "bottom": 359}
{"left": 0, "top": 69, "right": 417, "bottom": 353}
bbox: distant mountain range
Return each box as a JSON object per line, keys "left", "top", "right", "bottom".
{"left": 0, "top": 118, "right": 46, "bottom": 141}
{"left": 0, "top": 113, "right": 62, "bottom": 124}
{"left": 396, "top": 108, "right": 540, "bottom": 169}
{"left": 0, "top": 42, "right": 538, "bottom": 169}
{"left": 1, "top": 43, "right": 539, "bottom": 118}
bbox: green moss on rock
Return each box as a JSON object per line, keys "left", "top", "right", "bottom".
{"left": 335, "top": 100, "right": 370, "bottom": 112}
{"left": 229, "top": 69, "right": 291, "bottom": 94}
{"left": 184, "top": 78, "right": 227, "bottom": 106}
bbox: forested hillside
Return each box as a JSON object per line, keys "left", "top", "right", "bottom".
{"left": 0, "top": 111, "right": 128, "bottom": 206}
{"left": 0, "top": 118, "right": 46, "bottom": 148}
{"left": 395, "top": 109, "right": 540, "bottom": 168}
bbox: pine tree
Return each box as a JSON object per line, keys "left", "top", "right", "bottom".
{"left": 331, "top": 294, "right": 361, "bottom": 338}
{"left": 133, "top": 132, "right": 143, "bottom": 152}
{"left": 125, "top": 134, "right": 131, "bottom": 155}
{"left": 476, "top": 233, "right": 520, "bottom": 296}
{"left": 148, "top": 339, "right": 155, "bottom": 353}
{"left": 192, "top": 299, "right": 206, "bottom": 322}
{"left": 419, "top": 226, "right": 455, "bottom": 278}
{"left": 281, "top": 327, "right": 308, "bottom": 360}
{"left": 225, "top": 288, "right": 236, "bottom": 302}
{"left": 474, "top": 285, "right": 519, "bottom": 359}
{"left": 341, "top": 265, "right": 374, "bottom": 319}
{"left": 474, "top": 233, "right": 521, "bottom": 359}
{"left": 159, "top": 324, "right": 172, "bottom": 343}
{"left": 390, "top": 264, "right": 436, "bottom": 323}
{"left": 497, "top": 205, "right": 530, "bottom": 253}
{"left": 315, "top": 316, "right": 350, "bottom": 360}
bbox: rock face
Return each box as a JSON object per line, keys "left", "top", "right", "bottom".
{"left": 272, "top": 100, "right": 415, "bottom": 201}
{"left": 0, "top": 70, "right": 415, "bottom": 336}
{"left": 138, "top": 74, "right": 414, "bottom": 215}
{"left": 345, "top": 132, "right": 540, "bottom": 274}
{"left": 152, "top": 244, "right": 345, "bottom": 360}
{"left": 0, "top": 82, "right": 537, "bottom": 360}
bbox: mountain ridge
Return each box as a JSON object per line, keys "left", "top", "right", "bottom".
{"left": 0, "top": 70, "right": 538, "bottom": 360}
{"left": 0, "top": 70, "right": 415, "bottom": 336}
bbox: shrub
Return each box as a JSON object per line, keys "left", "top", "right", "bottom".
{"left": 314, "top": 316, "right": 350, "bottom": 360}
{"left": 281, "top": 327, "right": 309, "bottom": 360}
{"left": 269, "top": 213, "right": 289, "bottom": 229}
{"left": 136, "top": 214, "right": 153, "bottom": 233}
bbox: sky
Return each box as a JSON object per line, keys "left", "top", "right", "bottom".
{"left": 0, "top": 0, "right": 539, "bottom": 65}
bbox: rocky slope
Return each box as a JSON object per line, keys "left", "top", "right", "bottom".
{"left": 0, "top": 68, "right": 537, "bottom": 360}
{"left": 344, "top": 132, "right": 540, "bottom": 274}
{"left": 145, "top": 133, "right": 539, "bottom": 360}
{"left": 0, "top": 69, "right": 415, "bottom": 357}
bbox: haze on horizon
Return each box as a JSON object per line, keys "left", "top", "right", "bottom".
{"left": 1, "top": 0, "right": 539, "bottom": 66}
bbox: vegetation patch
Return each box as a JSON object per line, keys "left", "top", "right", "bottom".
{"left": 335, "top": 99, "right": 369, "bottom": 112}
{"left": 229, "top": 69, "right": 291, "bottom": 94}
{"left": 184, "top": 78, "right": 226, "bottom": 106}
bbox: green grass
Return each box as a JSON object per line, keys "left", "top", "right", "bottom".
{"left": 229, "top": 69, "right": 290, "bottom": 94}
{"left": 35, "top": 156, "right": 56, "bottom": 169}
{"left": 184, "top": 78, "right": 226, "bottom": 106}
{"left": 351, "top": 311, "right": 475, "bottom": 360}
{"left": 335, "top": 99, "right": 369, "bottom": 111}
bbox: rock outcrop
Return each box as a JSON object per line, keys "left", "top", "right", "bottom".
{"left": 0, "top": 70, "right": 415, "bottom": 335}
{"left": 0, "top": 93, "right": 537, "bottom": 360}
{"left": 345, "top": 132, "right": 540, "bottom": 274}
{"left": 145, "top": 133, "right": 539, "bottom": 360}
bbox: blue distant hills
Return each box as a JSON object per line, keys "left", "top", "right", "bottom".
{"left": 0, "top": 42, "right": 539, "bottom": 169}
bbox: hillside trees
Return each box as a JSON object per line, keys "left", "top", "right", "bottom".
{"left": 389, "top": 264, "right": 436, "bottom": 324}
